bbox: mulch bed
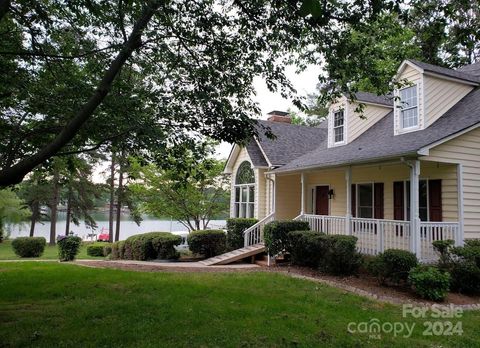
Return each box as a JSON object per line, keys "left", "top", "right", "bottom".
{"left": 268, "top": 263, "right": 480, "bottom": 307}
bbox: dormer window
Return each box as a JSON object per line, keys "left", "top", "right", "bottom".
{"left": 333, "top": 110, "right": 345, "bottom": 143}
{"left": 400, "top": 85, "right": 418, "bottom": 129}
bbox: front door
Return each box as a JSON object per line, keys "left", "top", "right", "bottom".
{"left": 315, "top": 186, "right": 329, "bottom": 215}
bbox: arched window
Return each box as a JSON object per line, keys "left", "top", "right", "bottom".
{"left": 234, "top": 161, "right": 255, "bottom": 218}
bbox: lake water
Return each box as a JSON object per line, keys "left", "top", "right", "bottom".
{"left": 7, "top": 211, "right": 227, "bottom": 241}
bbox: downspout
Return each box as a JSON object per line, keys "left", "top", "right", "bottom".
{"left": 265, "top": 169, "right": 276, "bottom": 267}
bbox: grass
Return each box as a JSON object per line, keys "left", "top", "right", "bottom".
{"left": 0, "top": 263, "right": 479, "bottom": 347}
{"left": 0, "top": 240, "right": 106, "bottom": 260}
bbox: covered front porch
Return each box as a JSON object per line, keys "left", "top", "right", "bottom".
{"left": 265, "top": 158, "right": 464, "bottom": 261}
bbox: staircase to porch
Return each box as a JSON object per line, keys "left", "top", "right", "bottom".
{"left": 198, "top": 243, "right": 265, "bottom": 266}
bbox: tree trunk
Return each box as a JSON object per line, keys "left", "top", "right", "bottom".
{"left": 115, "top": 158, "right": 124, "bottom": 242}
{"left": 109, "top": 151, "right": 116, "bottom": 242}
{"left": 29, "top": 201, "right": 39, "bottom": 237}
{"left": 0, "top": 3, "right": 160, "bottom": 187}
{"left": 49, "top": 169, "right": 60, "bottom": 245}
{"left": 65, "top": 187, "right": 72, "bottom": 235}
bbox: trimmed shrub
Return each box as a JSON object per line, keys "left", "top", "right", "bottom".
{"left": 409, "top": 266, "right": 451, "bottom": 302}
{"left": 433, "top": 240, "right": 480, "bottom": 294}
{"left": 450, "top": 260, "right": 480, "bottom": 294}
{"left": 86, "top": 243, "right": 111, "bottom": 257}
{"left": 11, "top": 237, "right": 46, "bottom": 257}
{"left": 188, "top": 230, "right": 226, "bottom": 258}
{"left": 264, "top": 220, "right": 310, "bottom": 255}
{"left": 368, "top": 249, "right": 418, "bottom": 284}
{"left": 103, "top": 244, "right": 112, "bottom": 256}
{"left": 226, "top": 218, "right": 258, "bottom": 250}
{"left": 111, "top": 241, "right": 125, "bottom": 259}
{"left": 57, "top": 235, "right": 82, "bottom": 261}
{"left": 322, "top": 235, "right": 362, "bottom": 275}
{"left": 289, "top": 231, "right": 328, "bottom": 268}
{"left": 123, "top": 232, "right": 182, "bottom": 261}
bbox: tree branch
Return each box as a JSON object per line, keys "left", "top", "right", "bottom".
{"left": 0, "top": 44, "right": 122, "bottom": 59}
{"left": 0, "top": 1, "right": 161, "bottom": 187}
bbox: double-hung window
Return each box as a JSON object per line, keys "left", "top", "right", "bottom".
{"left": 399, "top": 85, "right": 418, "bottom": 129}
{"left": 234, "top": 161, "right": 255, "bottom": 218}
{"left": 333, "top": 110, "right": 345, "bottom": 143}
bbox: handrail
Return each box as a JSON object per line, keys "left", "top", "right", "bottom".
{"left": 243, "top": 212, "right": 275, "bottom": 247}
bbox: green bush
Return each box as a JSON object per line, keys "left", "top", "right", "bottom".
{"left": 450, "top": 260, "right": 480, "bottom": 294}
{"left": 188, "top": 230, "right": 226, "bottom": 258}
{"left": 289, "top": 231, "right": 329, "bottom": 268}
{"left": 11, "top": 237, "right": 46, "bottom": 257}
{"left": 433, "top": 240, "right": 480, "bottom": 294}
{"left": 409, "top": 266, "right": 451, "bottom": 302}
{"left": 322, "top": 235, "right": 361, "bottom": 275}
{"left": 226, "top": 218, "right": 258, "bottom": 250}
{"left": 123, "top": 232, "right": 182, "bottom": 261}
{"left": 264, "top": 220, "right": 310, "bottom": 255}
{"left": 57, "top": 235, "right": 82, "bottom": 261}
{"left": 368, "top": 249, "right": 418, "bottom": 284}
{"left": 86, "top": 243, "right": 111, "bottom": 257}
{"left": 111, "top": 241, "right": 125, "bottom": 259}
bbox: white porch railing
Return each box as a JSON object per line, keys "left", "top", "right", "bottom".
{"left": 243, "top": 213, "right": 275, "bottom": 247}
{"left": 420, "top": 222, "right": 458, "bottom": 261}
{"left": 295, "top": 214, "right": 459, "bottom": 260}
{"left": 300, "top": 214, "right": 346, "bottom": 235}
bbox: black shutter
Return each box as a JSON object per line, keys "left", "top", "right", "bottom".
{"left": 374, "top": 183, "right": 384, "bottom": 219}
{"left": 393, "top": 181, "right": 404, "bottom": 220}
{"left": 429, "top": 180, "right": 442, "bottom": 222}
{"left": 351, "top": 184, "right": 356, "bottom": 217}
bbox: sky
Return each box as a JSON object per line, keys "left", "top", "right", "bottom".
{"left": 215, "top": 64, "right": 322, "bottom": 159}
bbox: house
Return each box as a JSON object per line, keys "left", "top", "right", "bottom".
{"left": 224, "top": 59, "right": 480, "bottom": 261}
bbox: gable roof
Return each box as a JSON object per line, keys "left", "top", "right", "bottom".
{"left": 457, "top": 61, "right": 480, "bottom": 77}
{"left": 352, "top": 91, "right": 393, "bottom": 107}
{"left": 406, "top": 59, "right": 480, "bottom": 84}
{"left": 255, "top": 120, "right": 326, "bottom": 166}
{"left": 275, "top": 87, "right": 480, "bottom": 173}
{"left": 245, "top": 140, "right": 269, "bottom": 167}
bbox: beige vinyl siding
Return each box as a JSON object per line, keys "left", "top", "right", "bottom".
{"left": 424, "top": 127, "right": 480, "bottom": 239}
{"left": 276, "top": 161, "right": 457, "bottom": 222}
{"left": 400, "top": 65, "right": 422, "bottom": 82}
{"left": 424, "top": 75, "right": 473, "bottom": 128}
{"left": 275, "top": 173, "right": 301, "bottom": 219}
{"left": 347, "top": 103, "right": 391, "bottom": 143}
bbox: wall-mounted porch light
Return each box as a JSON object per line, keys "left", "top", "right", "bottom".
{"left": 328, "top": 189, "right": 335, "bottom": 199}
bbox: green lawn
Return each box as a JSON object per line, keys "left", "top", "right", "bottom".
{"left": 0, "top": 240, "right": 106, "bottom": 260}
{"left": 0, "top": 263, "right": 479, "bottom": 347}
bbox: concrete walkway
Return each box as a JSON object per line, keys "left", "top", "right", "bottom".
{"left": 77, "top": 259, "right": 260, "bottom": 269}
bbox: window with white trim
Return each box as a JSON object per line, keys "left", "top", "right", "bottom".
{"left": 399, "top": 85, "right": 418, "bottom": 129}
{"left": 234, "top": 161, "right": 255, "bottom": 218}
{"left": 357, "top": 183, "right": 373, "bottom": 218}
{"left": 333, "top": 110, "right": 345, "bottom": 143}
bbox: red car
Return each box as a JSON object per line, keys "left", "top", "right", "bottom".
{"left": 97, "top": 233, "right": 110, "bottom": 242}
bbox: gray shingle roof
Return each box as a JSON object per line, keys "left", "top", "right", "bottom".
{"left": 255, "top": 120, "right": 326, "bottom": 166}
{"left": 353, "top": 91, "right": 393, "bottom": 107}
{"left": 274, "top": 87, "right": 480, "bottom": 173}
{"left": 245, "top": 140, "right": 268, "bottom": 167}
{"left": 408, "top": 59, "right": 480, "bottom": 84}
{"left": 457, "top": 61, "right": 480, "bottom": 77}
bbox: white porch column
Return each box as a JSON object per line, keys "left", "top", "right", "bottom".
{"left": 345, "top": 166, "right": 352, "bottom": 235}
{"left": 410, "top": 160, "right": 421, "bottom": 256}
{"left": 457, "top": 164, "right": 465, "bottom": 246}
{"left": 301, "top": 172, "right": 306, "bottom": 215}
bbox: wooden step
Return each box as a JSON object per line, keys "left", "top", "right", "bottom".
{"left": 199, "top": 243, "right": 265, "bottom": 266}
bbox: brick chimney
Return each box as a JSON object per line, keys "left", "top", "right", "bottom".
{"left": 267, "top": 110, "right": 291, "bottom": 123}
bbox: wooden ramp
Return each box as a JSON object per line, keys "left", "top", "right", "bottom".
{"left": 199, "top": 243, "right": 265, "bottom": 266}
